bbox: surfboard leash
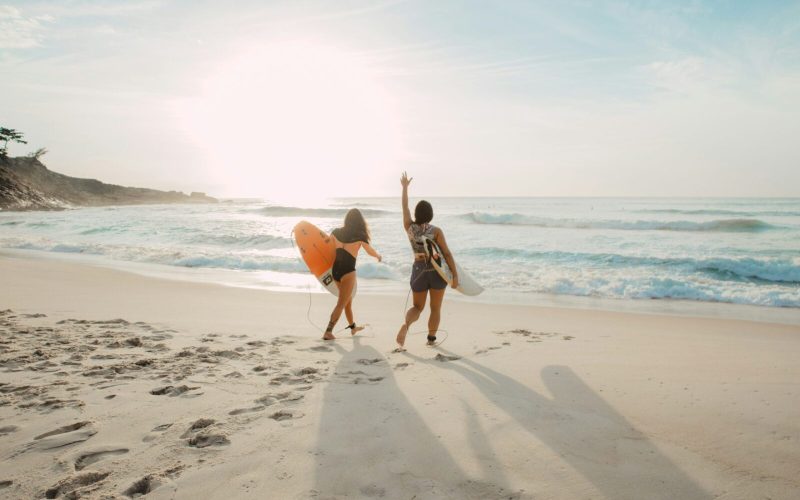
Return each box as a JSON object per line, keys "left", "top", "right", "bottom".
{"left": 291, "top": 228, "right": 375, "bottom": 338}
{"left": 399, "top": 272, "right": 449, "bottom": 347}
{"left": 292, "top": 227, "right": 445, "bottom": 345}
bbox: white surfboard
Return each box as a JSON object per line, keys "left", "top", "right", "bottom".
{"left": 422, "top": 236, "right": 484, "bottom": 296}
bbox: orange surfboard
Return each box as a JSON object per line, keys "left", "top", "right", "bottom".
{"left": 293, "top": 220, "right": 344, "bottom": 296}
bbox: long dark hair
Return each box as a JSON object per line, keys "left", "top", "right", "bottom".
{"left": 341, "top": 208, "right": 370, "bottom": 243}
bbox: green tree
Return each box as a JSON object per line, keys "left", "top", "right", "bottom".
{"left": 0, "top": 127, "right": 28, "bottom": 160}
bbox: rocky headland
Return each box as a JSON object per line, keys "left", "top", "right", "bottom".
{"left": 0, "top": 157, "right": 216, "bottom": 211}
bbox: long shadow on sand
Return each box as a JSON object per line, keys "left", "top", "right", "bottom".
{"left": 312, "top": 338, "right": 521, "bottom": 499}
{"left": 403, "top": 348, "right": 711, "bottom": 500}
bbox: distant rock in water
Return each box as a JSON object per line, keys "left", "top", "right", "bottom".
{"left": 0, "top": 157, "right": 216, "bottom": 211}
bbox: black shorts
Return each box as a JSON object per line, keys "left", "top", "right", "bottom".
{"left": 410, "top": 261, "right": 448, "bottom": 292}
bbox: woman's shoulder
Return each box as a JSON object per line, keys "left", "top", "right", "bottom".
{"left": 333, "top": 227, "right": 367, "bottom": 244}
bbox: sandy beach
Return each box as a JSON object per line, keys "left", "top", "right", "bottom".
{"left": 1, "top": 251, "right": 799, "bottom": 499}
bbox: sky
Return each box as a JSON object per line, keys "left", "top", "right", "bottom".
{"left": 1, "top": 0, "right": 799, "bottom": 199}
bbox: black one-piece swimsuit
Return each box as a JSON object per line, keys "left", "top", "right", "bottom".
{"left": 332, "top": 248, "right": 356, "bottom": 282}
{"left": 331, "top": 228, "right": 362, "bottom": 282}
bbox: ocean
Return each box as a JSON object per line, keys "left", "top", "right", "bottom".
{"left": 1, "top": 197, "right": 799, "bottom": 313}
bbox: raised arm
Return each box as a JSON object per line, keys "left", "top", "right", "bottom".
{"left": 401, "top": 171, "right": 413, "bottom": 230}
{"left": 362, "top": 242, "right": 382, "bottom": 262}
{"left": 434, "top": 228, "right": 459, "bottom": 289}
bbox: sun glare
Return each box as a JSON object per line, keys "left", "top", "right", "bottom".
{"left": 175, "top": 41, "right": 403, "bottom": 201}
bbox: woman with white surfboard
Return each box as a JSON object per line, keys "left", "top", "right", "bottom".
{"left": 323, "top": 208, "right": 382, "bottom": 340}
{"left": 396, "top": 172, "right": 459, "bottom": 349}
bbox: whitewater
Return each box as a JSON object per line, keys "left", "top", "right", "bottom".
{"left": 1, "top": 197, "right": 798, "bottom": 309}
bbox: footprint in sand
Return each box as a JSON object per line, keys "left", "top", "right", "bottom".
{"left": 27, "top": 422, "right": 97, "bottom": 452}
{"left": 270, "top": 373, "right": 320, "bottom": 386}
{"left": 270, "top": 337, "right": 296, "bottom": 346}
{"left": 74, "top": 448, "right": 129, "bottom": 471}
{"left": 0, "top": 425, "right": 19, "bottom": 436}
{"left": 255, "top": 395, "right": 279, "bottom": 406}
{"left": 124, "top": 475, "right": 160, "bottom": 497}
{"left": 356, "top": 358, "right": 383, "bottom": 365}
{"left": 44, "top": 471, "right": 109, "bottom": 499}
{"left": 187, "top": 433, "right": 230, "bottom": 448}
{"left": 229, "top": 406, "right": 267, "bottom": 416}
{"left": 434, "top": 353, "right": 461, "bottom": 362}
{"left": 273, "top": 391, "right": 304, "bottom": 402}
{"left": 254, "top": 391, "right": 304, "bottom": 408}
{"left": 144, "top": 333, "right": 172, "bottom": 342}
{"left": 269, "top": 410, "right": 303, "bottom": 421}
{"left": 180, "top": 418, "right": 215, "bottom": 438}
{"left": 302, "top": 345, "right": 333, "bottom": 352}
{"left": 36, "top": 398, "right": 85, "bottom": 412}
{"left": 180, "top": 418, "right": 229, "bottom": 447}
{"left": 334, "top": 371, "right": 385, "bottom": 385}
{"left": 149, "top": 385, "right": 200, "bottom": 397}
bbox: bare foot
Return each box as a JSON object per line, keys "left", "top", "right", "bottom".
{"left": 395, "top": 324, "right": 408, "bottom": 349}
{"left": 350, "top": 325, "right": 365, "bottom": 336}
{"left": 322, "top": 332, "right": 336, "bottom": 341}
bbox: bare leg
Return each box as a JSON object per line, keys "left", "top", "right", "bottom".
{"left": 427, "top": 287, "right": 446, "bottom": 344}
{"left": 396, "top": 290, "right": 427, "bottom": 348}
{"left": 323, "top": 273, "right": 356, "bottom": 340}
{"left": 344, "top": 299, "right": 354, "bottom": 325}
{"left": 344, "top": 299, "right": 364, "bottom": 335}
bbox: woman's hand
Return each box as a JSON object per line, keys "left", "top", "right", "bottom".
{"left": 401, "top": 171, "right": 412, "bottom": 187}
{"left": 451, "top": 274, "right": 459, "bottom": 289}
{"left": 376, "top": 254, "right": 382, "bottom": 263}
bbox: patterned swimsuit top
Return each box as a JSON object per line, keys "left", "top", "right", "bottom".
{"left": 407, "top": 223, "right": 438, "bottom": 259}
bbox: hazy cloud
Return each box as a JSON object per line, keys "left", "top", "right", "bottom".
{"left": 0, "top": 5, "right": 53, "bottom": 49}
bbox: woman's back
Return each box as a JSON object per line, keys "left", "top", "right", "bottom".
{"left": 332, "top": 227, "right": 366, "bottom": 257}
{"left": 407, "top": 222, "right": 438, "bottom": 255}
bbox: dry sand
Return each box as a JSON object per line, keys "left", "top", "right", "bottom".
{"left": 1, "top": 251, "right": 799, "bottom": 499}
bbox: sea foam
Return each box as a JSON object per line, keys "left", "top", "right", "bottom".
{"left": 464, "top": 212, "right": 779, "bottom": 232}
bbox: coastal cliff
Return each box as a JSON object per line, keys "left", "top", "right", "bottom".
{"left": 0, "top": 157, "right": 216, "bottom": 211}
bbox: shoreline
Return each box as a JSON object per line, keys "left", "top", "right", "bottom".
{"left": 3, "top": 247, "right": 799, "bottom": 327}
{"left": 1, "top": 250, "right": 799, "bottom": 498}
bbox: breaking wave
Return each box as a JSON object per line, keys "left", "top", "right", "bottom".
{"left": 635, "top": 208, "right": 800, "bottom": 217}
{"left": 463, "top": 212, "right": 779, "bottom": 232}
{"left": 464, "top": 248, "right": 800, "bottom": 284}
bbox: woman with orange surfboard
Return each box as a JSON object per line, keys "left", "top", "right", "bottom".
{"left": 395, "top": 172, "right": 459, "bottom": 350}
{"left": 323, "top": 208, "right": 382, "bottom": 340}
